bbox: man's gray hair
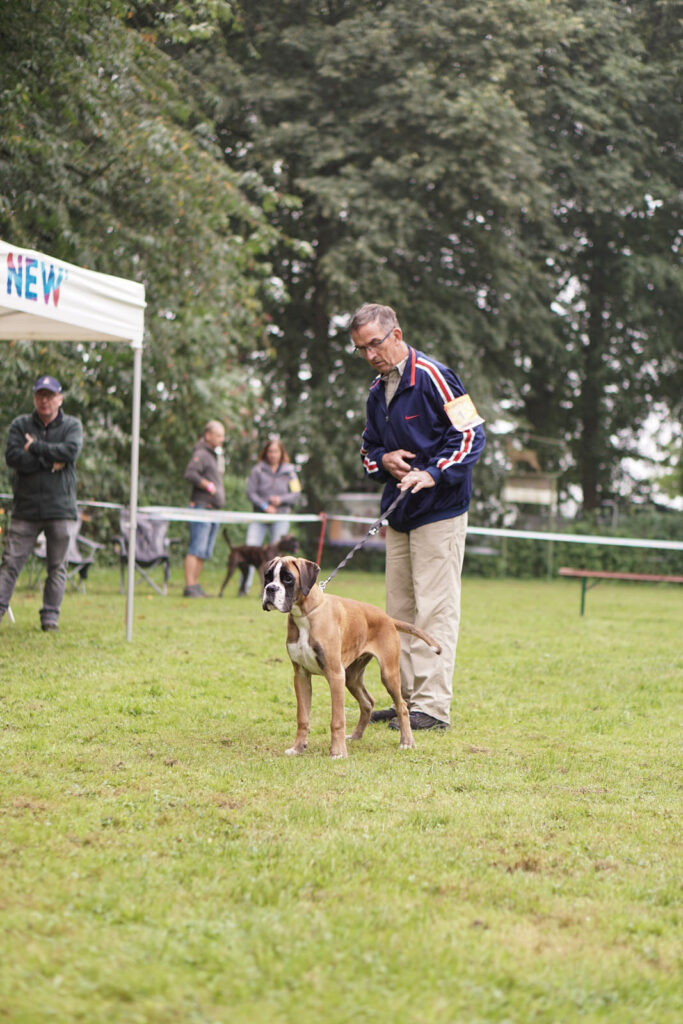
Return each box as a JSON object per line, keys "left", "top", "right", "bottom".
{"left": 349, "top": 303, "right": 399, "bottom": 335}
{"left": 204, "top": 420, "right": 224, "bottom": 435}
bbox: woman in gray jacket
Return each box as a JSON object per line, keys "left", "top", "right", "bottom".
{"left": 243, "top": 438, "right": 301, "bottom": 594}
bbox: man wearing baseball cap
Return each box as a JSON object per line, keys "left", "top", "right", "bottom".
{"left": 0, "top": 375, "right": 83, "bottom": 631}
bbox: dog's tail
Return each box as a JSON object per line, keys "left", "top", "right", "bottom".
{"left": 393, "top": 620, "right": 442, "bottom": 654}
{"left": 222, "top": 527, "right": 234, "bottom": 550}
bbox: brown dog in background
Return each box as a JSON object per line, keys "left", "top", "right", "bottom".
{"left": 262, "top": 556, "right": 441, "bottom": 758}
{"left": 505, "top": 438, "right": 542, "bottom": 473}
{"left": 218, "top": 530, "right": 299, "bottom": 597}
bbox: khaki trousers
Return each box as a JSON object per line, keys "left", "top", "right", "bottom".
{"left": 385, "top": 513, "right": 467, "bottom": 725}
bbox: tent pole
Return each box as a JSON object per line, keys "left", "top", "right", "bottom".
{"left": 125, "top": 341, "right": 143, "bottom": 641}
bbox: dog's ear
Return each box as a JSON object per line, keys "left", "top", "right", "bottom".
{"left": 298, "top": 559, "right": 320, "bottom": 596}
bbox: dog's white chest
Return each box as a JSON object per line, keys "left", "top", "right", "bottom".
{"left": 287, "top": 613, "right": 322, "bottom": 675}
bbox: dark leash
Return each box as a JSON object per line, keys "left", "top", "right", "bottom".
{"left": 318, "top": 490, "right": 407, "bottom": 592}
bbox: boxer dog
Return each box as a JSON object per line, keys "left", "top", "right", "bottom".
{"left": 262, "top": 556, "right": 441, "bottom": 758}
{"left": 218, "top": 530, "right": 299, "bottom": 597}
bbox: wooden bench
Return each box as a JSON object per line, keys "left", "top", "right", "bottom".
{"left": 559, "top": 567, "right": 683, "bottom": 615}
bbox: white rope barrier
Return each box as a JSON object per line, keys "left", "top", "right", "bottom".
{"left": 2, "top": 494, "right": 680, "bottom": 552}
{"left": 137, "top": 505, "right": 321, "bottom": 525}
{"left": 466, "top": 525, "right": 683, "bottom": 552}
{"left": 323, "top": 513, "right": 683, "bottom": 552}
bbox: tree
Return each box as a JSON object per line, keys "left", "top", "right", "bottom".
{"left": 204, "top": 0, "right": 681, "bottom": 512}
{"left": 524, "top": 0, "right": 683, "bottom": 509}
{"left": 205, "top": 0, "right": 567, "bottom": 508}
{"left": 0, "top": 0, "right": 284, "bottom": 504}
{"left": 2, "top": 0, "right": 679, "bottom": 519}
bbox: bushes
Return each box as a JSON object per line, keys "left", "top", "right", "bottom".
{"left": 464, "top": 508, "right": 683, "bottom": 579}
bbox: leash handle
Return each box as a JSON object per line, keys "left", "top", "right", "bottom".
{"left": 319, "top": 489, "right": 406, "bottom": 591}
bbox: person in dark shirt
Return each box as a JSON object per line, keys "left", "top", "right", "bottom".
{"left": 0, "top": 374, "right": 83, "bottom": 631}
{"left": 182, "top": 420, "right": 226, "bottom": 597}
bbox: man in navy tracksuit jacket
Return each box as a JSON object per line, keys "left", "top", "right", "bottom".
{"left": 352, "top": 303, "right": 485, "bottom": 731}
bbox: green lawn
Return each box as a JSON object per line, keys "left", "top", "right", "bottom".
{"left": 1, "top": 568, "right": 681, "bottom": 1023}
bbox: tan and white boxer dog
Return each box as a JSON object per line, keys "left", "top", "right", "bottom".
{"left": 262, "top": 556, "right": 441, "bottom": 758}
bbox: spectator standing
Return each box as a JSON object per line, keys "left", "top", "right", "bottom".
{"left": 0, "top": 375, "right": 83, "bottom": 632}
{"left": 242, "top": 438, "right": 301, "bottom": 595}
{"left": 183, "top": 420, "right": 226, "bottom": 597}
{"left": 352, "top": 303, "right": 486, "bottom": 731}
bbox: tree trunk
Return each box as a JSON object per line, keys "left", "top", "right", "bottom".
{"left": 579, "top": 243, "right": 610, "bottom": 511}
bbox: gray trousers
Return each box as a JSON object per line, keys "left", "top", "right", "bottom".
{"left": 0, "top": 517, "right": 71, "bottom": 626}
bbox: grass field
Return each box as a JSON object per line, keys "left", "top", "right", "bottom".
{"left": 1, "top": 566, "right": 681, "bottom": 1023}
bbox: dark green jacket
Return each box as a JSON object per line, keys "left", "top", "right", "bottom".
{"left": 5, "top": 409, "right": 83, "bottom": 520}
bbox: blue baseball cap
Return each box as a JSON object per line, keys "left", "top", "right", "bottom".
{"left": 33, "top": 375, "right": 62, "bottom": 393}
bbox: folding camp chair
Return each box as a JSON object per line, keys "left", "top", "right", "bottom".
{"left": 33, "top": 513, "right": 104, "bottom": 594}
{"left": 116, "top": 509, "right": 177, "bottom": 596}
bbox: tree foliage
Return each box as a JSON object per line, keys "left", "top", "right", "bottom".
{"left": 210, "top": 0, "right": 564, "bottom": 507}
{"left": 524, "top": 0, "right": 683, "bottom": 507}
{"left": 1, "top": 0, "right": 680, "bottom": 515}
{"left": 207, "top": 0, "right": 681, "bottom": 510}
{"left": 0, "top": 0, "right": 284, "bottom": 503}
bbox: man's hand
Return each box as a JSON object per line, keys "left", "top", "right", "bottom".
{"left": 24, "top": 433, "right": 36, "bottom": 451}
{"left": 381, "top": 449, "right": 416, "bottom": 480}
{"left": 398, "top": 469, "right": 436, "bottom": 494}
{"left": 51, "top": 462, "right": 65, "bottom": 473}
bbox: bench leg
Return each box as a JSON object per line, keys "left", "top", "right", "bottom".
{"left": 579, "top": 578, "right": 602, "bottom": 615}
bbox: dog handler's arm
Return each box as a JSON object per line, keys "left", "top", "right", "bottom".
{"left": 397, "top": 468, "right": 435, "bottom": 493}
{"left": 361, "top": 417, "right": 398, "bottom": 482}
{"left": 417, "top": 369, "right": 486, "bottom": 488}
{"left": 382, "top": 449, "right": 416, "bottom": 481}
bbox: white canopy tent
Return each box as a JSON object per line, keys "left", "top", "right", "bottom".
{"left": 0, "top": 239, "right": 146, "bottom": 640}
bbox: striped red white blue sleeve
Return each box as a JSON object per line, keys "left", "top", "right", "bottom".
{"left": 415, "top": 356, "right": 484, "bottom": 477}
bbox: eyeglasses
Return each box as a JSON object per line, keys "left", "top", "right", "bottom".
{"left": 352, "top": 325, "right": 395, "bottom": 356}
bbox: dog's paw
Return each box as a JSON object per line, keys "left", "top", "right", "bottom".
{"left": 399, "top": 739, "right": 416, "bottom": 750}
{"left": 285, "top": 745, "right": 307, "bottom": 756}
{"left": 330, "top": 752, "right": 348, "bottom": 759}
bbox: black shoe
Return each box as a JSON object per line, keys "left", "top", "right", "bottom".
{"left": 370, "top": 707, "right": 398, "bottom": 723}
{"left": 183, "top": 585, "right": 208, "bottom": 598}
{"left": 389, "top": 711, "right": 449, "bottom": 731}
{"left": 41, "top": 622, "right": 59, "bottom": 632}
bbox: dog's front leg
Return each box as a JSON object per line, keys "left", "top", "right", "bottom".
{"left": 286, "top": 665, "right": 312, "bottom": 755}
{"left": 327, "top": 668, "right": 348, "bottom": 759}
